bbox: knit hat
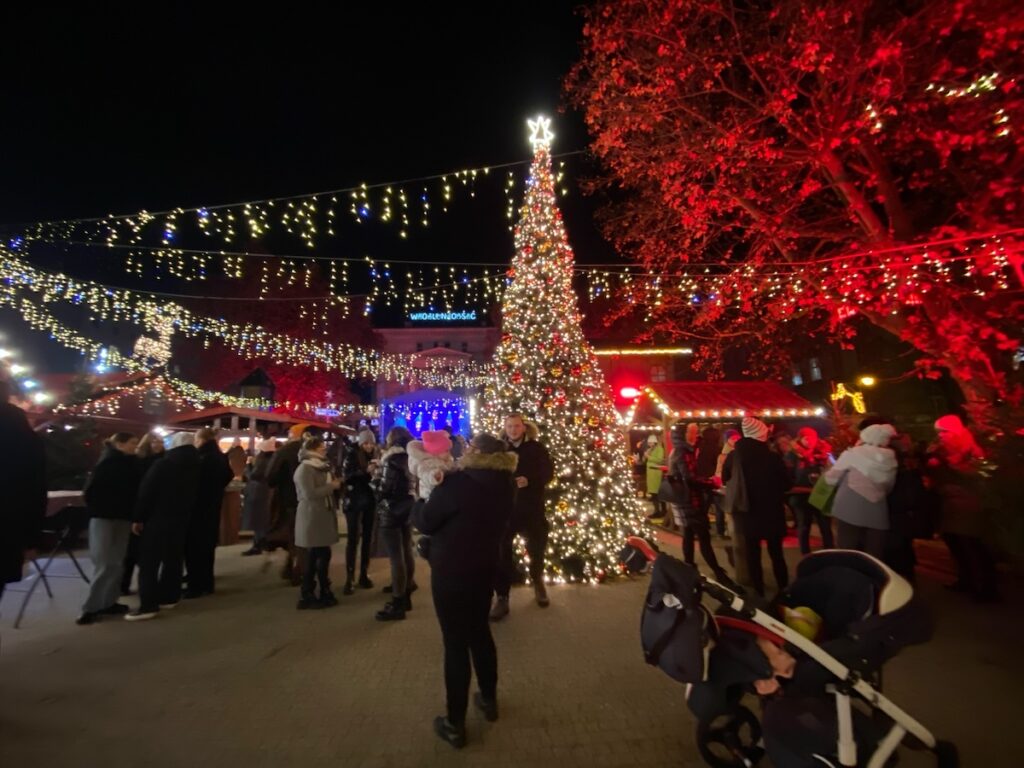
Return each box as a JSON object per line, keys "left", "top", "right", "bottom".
{"left": 741, "top": 417, "right": 770, "bottom": 442}
{"left": 288, "top": 423, "right": 309, "bottom": 440}
{"left": 169, "top": 431, "right": 194, "bottom": 450}
{"left": 257, "top": 438, "right": 277, "bottom": 452}
{"left": 797, "top": 426, "right": 819, "bottom": 448}
{"left": 421, "top": 430, "right": 452, "bottom": 456}
{"left": 357, "top": 429, "right": 376, "bottom": 446}
{"left": 860, "top": 423, "right": 897, "bottom": 447}
{"left": 935, "top": 414, "right": 966, "bottom": 433}
{"left": 472, "top": 433, "right": 507, "bottom": 454}
{"left": 647, "top": 434, "right": 659, "bottom": 446}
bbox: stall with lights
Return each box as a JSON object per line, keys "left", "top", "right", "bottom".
{"left": 378, "top": 388, "right": 472, "bottom": 439}
{"left": 621, "top": 381, "right": 827, "bottom": 438}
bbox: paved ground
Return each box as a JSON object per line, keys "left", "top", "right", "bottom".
{"left": 1, "top": 528, "right": 1021, "bottom": 768}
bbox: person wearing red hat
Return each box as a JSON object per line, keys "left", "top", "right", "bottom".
{"left": 785, "top": 426, "right": 835, "bottom": 555}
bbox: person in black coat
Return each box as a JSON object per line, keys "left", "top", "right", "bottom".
{"left": 342, "top": 429, "right": 379, "bottom": 594}
{"left": 126, "top": 433, "right": 202, "bottom": 620}
{"left": 77, "top": 433, "right": 141, "bottom": 624}
{"left": 491, "top": 413, "right": 554, "bottom": 620}
{"left": 266, "top": 425, "right": 308, "bottom": 583}
{"left": 413, "top": 432, "right": 518, "bottom": 749}
{"left": 373, "top": 426, "right": 416, "bottom": 621}
{"left": 184, "top": 428, "right": 233, "bottom": 598}
{"left": 723, "top": 417, "right": 791, "bottom": 596}
{"left": 121, "top": 431, "right": 165, "bottom": 595}
{"left": 0, "top": 388, "right": 46, "bottom": 601}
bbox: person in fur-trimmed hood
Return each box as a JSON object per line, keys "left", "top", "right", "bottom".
{"left": 413, "top": 432, "right": 518, "bottom": 749}
{"left": 824, "top": 423, "right": 898, "bottom": 559}
{"left": 373, "top": 426, "right": 417, "bottom": 621}
{"left": 491, "top": 413, "right": 554, "bottom": 619}
{"left": 294, "top": 436, "right": 342, "bottom": 609}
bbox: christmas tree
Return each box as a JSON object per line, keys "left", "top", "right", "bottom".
{"left": 480, "top": 116, "right": 647, "bottom": 584}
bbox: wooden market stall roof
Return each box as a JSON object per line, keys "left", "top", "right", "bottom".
{"left": 166, "top": 406, "right": 337, "bottom": 431}
{"left": 628, "top": 382, "right": 825, "bottom": 423}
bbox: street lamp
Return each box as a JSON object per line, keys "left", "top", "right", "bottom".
{"left": 858, "top": 375, "right": 877, "bottom": 388}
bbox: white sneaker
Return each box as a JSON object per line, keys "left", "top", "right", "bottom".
{"left": 124, "top": 609, "right": 159, "bottom": 622}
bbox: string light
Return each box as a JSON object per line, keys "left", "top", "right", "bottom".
{"left": 479, "top": 116, "right": 649, "bottom": 585}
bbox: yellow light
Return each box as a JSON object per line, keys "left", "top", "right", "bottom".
{"left": 858, "top": 376, "right": 877, "bottom": 387}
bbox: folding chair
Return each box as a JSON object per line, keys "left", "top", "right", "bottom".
{"left": 11, "top": 505, "right": 91, "bottom": 629}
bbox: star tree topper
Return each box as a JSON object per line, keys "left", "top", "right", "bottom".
{"left": 528, "top": 115, "right": 554, "bottom": 150}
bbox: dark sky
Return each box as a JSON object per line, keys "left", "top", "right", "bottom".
{"left": 1, "top": 3, "right": 613, "bottom": 373}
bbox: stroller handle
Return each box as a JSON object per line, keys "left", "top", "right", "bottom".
{"left": 699, "top": 575, "right": 760, "bottom": 620}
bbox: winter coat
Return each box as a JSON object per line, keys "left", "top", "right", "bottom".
{"left": 343, "top": 445, "right": 377, "bottom": 513}
{"left": 375, "top": 446, "right": 414, "bottom": 528}
{"left": 1, "top": 403, "right": 46, "bottom": 584}
{"left": 784, "top": 443, "right": 830, "bottom": 491}
{"left": 722, "top": 438, "right": 790, "bottom": 540}
{"left": 133, "top": 445, "right": 201, "bottom": 526}
{"left": 294, "top": 451, "right": 339, "bottom": 548}
{"left": 83, "top": 446, "right": 141, "bottom": 521}
{"left": 412, "top": 449, "right": 518, "bottom": 584}
{"left": 927, "top": 447, "right": 986, "bottom": 537}
{"left": 241, "top": 452, "right": 274, "bottom": 531}
{"left": 267, "top": 439, "right": 303, "bottom": 510}
{"left": 825, "top": 444, "right": 898, "bottom": 531}
{"left": 194, "top": 440, "right": 233, "bottom": 519}
{"left": 504, "top": 424, "right": 554, "bottom": 529}
{"left": 644, "top": 442, "right": 666, "bottom": 495}
{"left": 407, "top": 440, "right": 455, "bottom": 500}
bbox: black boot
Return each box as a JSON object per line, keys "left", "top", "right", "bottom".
{"left": 433, "top": 716, "right": 466, "bottom": 749}
{"left": 375, "top": 599, "right": 406, "bottom": 621}
{"left": 320, "top": 589, "right": 339, "bottom": 608}
{"left": 358, "top": 573, "right": 374, "bottom": 589}
{"left": 343, "top": 578, "right": 354, "bottom": 596}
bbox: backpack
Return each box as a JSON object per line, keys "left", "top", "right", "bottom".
{"left": 641, "top": 554, "right": 717, "bottom": 684}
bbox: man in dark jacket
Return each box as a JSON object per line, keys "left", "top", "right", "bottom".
{"left": 342, "top": 429, "right": 378, "bottom": 594}
{"left": 0, "top": 386, "right": 46, "bottom": 602}
{"left": 266, "top": 424, "right": 308, "bottom": 583}
{"left": 126, "top": 432, "right": 202, "bottom": 620}
{"left": 414, "top": 433, "right": 517, "bottom": 749}
{"left": 491, "top": 413, "right": 554, "bottom": 620}
{"left": 723, "top": 417, "right": 791, "bottom": 596}
{"left": 78, "top": 433, "right": 140, "bottom": 625}
{"left": 184, "top": 428, "right": 233, "bottom": 598}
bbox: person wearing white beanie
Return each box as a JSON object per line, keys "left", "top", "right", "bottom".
{"left": 741, "top": 417, "right": 770, "bottom": 442}
{"left": 824, "top": 423, "right": 898, "bottom": 558}
{"left": 722, "top": 420, "right": 791, "bottom": 596}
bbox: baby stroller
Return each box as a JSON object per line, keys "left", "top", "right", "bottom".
{"left": 641, "top": 550, "right": 958, "bottom": 768}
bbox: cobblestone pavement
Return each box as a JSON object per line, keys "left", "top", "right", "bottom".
{"left": 1, "top": 532, "right": 1020, "bottom": 768}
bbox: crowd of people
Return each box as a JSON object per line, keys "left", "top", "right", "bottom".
{"left": 44, "top": 411, "right": 551, "bottom": 749}
{"left": 634, "top": 412, "right": 1001, "bottom": 603}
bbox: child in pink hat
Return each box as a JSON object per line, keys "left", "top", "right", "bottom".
{"left": 407, "top": 430, "right": 455, "bottom": 500}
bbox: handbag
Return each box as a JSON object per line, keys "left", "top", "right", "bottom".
{"left": 808, "top": 473, "right": 838, "bottom": 515}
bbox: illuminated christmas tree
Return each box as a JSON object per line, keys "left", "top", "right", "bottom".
{"left": 480, "top": 116, "right": 647, "bottom": 584}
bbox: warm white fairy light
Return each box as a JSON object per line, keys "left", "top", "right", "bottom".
{"left": 480, "top": 118, "right": 648, "bottom": 585}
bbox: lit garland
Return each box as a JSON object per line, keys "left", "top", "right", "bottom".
{"left": 628, "top": 385, "right": 826, "bottom": 425}
{"left": 0, "top": 248, "right": 489, "bottom": 389}
{"left": 19, "top": 153, "right": 583, "bottom": 253}
{"left": 479, "top": 117, "right": 649, "bottom": 585}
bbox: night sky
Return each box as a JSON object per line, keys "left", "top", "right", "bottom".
{"left": 0, "top": 3, "right": 613, "bottom": 373}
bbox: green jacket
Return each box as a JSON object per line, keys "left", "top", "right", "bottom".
{"left": 645, "top": 442, "right": 666, "bottom": 494}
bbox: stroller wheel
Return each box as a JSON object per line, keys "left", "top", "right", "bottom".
{"left": 696, "top": 705, "right": 764, "bottom": 768}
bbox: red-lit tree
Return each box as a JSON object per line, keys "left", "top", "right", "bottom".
{"left": 569, "top": 0, "right": 1024, "bottom": 430}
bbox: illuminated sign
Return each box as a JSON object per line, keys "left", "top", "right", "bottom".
{"left": 408, "top": 310, "right": 478, "bottom": 322}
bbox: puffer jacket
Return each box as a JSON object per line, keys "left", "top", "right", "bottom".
{"left": 825, "top": 443, "right": 898, "bottom": 530}
{"left": 374, "top": 446, "right": 415, "bottom": 527}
